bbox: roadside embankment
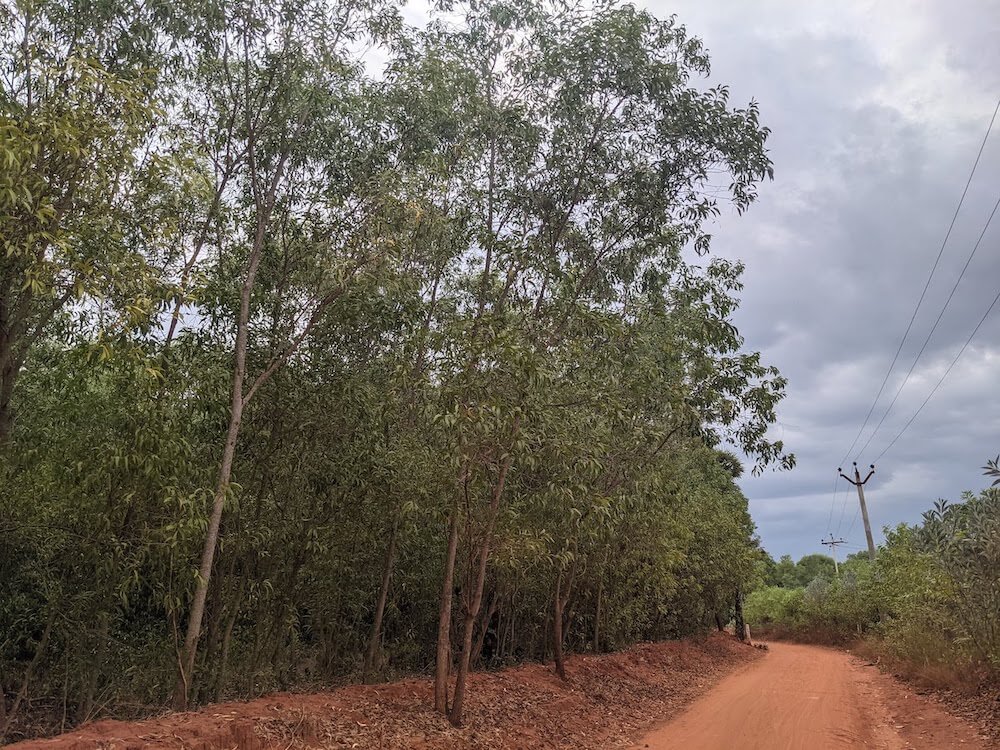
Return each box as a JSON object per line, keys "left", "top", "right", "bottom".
{"left": 11, "top": 633, "right": 761, "bottom": 750}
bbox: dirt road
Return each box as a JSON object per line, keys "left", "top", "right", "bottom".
{"left": 633, "top": 642, "right": 992, "bottom": 750}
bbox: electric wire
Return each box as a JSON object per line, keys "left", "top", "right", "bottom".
{"left": 873, "top": 277, "right": 1000, "bottom": 464}
{"left": 834, "top": 475, "right": 852, "bottom": 537}
{"left": 856, "top": 190, "right": 1000, "bottom": 459}
{"left": 846, "top": 506, "right": 859, "bottom": 540}
{"left": 825, "top": 474, "right": 839, "bottom": 534}
{"left": 836, "top": 96, "right": 1000, "bottom": 467}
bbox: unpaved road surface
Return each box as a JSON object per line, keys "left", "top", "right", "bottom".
{"left": 634, "top": 642, "right": 992, "bottom": 750}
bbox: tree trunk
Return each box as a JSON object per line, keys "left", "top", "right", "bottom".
{"left": 1, "top": 610, "right": 54, "bottom": 740}
{"left": 593, "top": 578, "right": 603, "bottom": 653}
{"left": 214, "top": 577, "right": 245, "bottom": 701}
{"left": 172, "top": 390, "right": 244, "bottom": 710}
{"left": 0, "top": 362, "right": 14, "bottom": 444}
{"left": 714, "top": 612, "right": 725, "bottom": 632}
{"left": 433, "top": 493, "right": 462, "bottom": 713}
{"left": 472, "top": 592, "right": 498, "bottom": 666}
{"left": 508, "top": 606, "right": 516, "bottom": 662}
{"left": 447, "top": 453, "right": 512, "bottom": 727}
{"left": 448, "top": 589, "right": 480, "bottom": 726}
{"left": 170, "top": 103, "right": 301, "bottom": 710}
{"left": 734, "top": 587, "right": 747, "bottom": 642}
{"left": 0, "top": 664, "right": 6, "bottom": 733}
{"left": 553, "top": 573, "right": 566, "bottom": 680}
{"left": 541, "top": 597, "right": 552, "bottom": 664}
{"left": 76, "top": 612, "right": 109, "bottom": 724}
{"left": 0, "top": 303, "right": 20, "bottom": 444}
{"left": 363, "top": 511, "right": 399, "bottom": 683}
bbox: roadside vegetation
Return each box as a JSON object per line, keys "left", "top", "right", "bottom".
{"left": 0, "top": 0, "right": 790, "bottom": 741}
{"left": 746, "top": 460, "right": 1000, "bottom": 689}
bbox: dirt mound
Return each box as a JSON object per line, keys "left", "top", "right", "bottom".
{"left": 10, "top": 633, "right": 760, "bottom": 750}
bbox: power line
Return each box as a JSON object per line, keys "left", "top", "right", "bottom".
{"left": 837, "top": 96, "right": 1000, "bottom": 467}
{"left": 874, "top": 277, "right": 1000, "bottom": 463}
{"left": 856, "top": 190, "right": 1000, "bottom": 459}
{"left": 834, "top": 478, "right": 851, "bottom": 537}
{"left": 846, "top": 506, "right": 859, "bottom": 540}
{"left": 825, "top": 474, "right": 840, "bottom": 534}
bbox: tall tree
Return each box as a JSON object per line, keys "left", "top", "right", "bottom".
{"left": 170, "top": 0, "right": 401, "bottom": 707}
{"left": 387, "top": 0, "right": 788, "bottom": 724}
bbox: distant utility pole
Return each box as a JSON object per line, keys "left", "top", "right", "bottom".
{"left": 839, "top": 462, "right": 877, "bottom": 561}
{"left": 820, "top": 535, "right": 847, "bottom": 576}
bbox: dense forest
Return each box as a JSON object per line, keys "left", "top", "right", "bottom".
{"left": 0, "top": 0, "right": 795, "bottom": 741}
{"left": 746, "top": 460, "right": 1000, "bottom": 686}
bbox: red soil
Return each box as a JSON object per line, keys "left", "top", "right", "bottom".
{"left": 633, "top": 641, "right": 996, "bottom": 750}
{"left": 10, "top": 633, "right": 760, "bottom": 749}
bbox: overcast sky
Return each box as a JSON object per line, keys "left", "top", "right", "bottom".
{"left": 649, "top": 0, "right": 1000, "bottom": 560}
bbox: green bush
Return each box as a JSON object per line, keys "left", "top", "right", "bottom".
{"left": 746, "top": 481, "right": 1000, "bottom": 682}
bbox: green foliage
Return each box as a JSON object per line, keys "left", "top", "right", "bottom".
{"left": 746, "top": 478, "right": 1000, "bottom": 682}
{"left": 744, "top": 585, "right": 804, "bottom": 627}
{"left": 764, "top": 552, "right": 836, "bottom": 588}
{"left": 0, "top": 0, "right": 794, "bottom": 740}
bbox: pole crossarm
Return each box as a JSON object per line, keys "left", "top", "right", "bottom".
{"left": 839, "top": 461, "right": 875, "bottom": 486}
{"left": 821, "top": 535, "right": 847, "bottom": 575}
{"left": 835, "top": 462, "right": 878, "bottom": 561}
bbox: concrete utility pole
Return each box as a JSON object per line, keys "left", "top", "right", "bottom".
{"left": 839, "top": 462, "right": 877, "bottom": 561}
{"left": 820, "top": 535, "right": 847, "bottom": 576}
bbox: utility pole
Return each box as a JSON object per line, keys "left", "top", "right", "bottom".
{"left": 839, "top": 462, "right": 877, "bottom": 561}
{"left": 820, "top": 535, "right": 847, "bottom": 576}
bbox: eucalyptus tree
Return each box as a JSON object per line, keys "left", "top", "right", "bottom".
{"left": 167, "top": 0, "right": 406, "bottom": 708}
{"left": 387, "top": 0, "right": 788, "bottom": 724}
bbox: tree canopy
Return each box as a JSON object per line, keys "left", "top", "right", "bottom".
{"left": 0, "top": 0, "right": 792, "bottom": 739}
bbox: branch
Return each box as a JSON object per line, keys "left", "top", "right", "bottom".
{"left": 241, "top": 251, "right": 384, "bottom": 406}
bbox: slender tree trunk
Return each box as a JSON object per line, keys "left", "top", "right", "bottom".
{"left": 714, "top": 612, "right": 725, "bottom": 632}
{"left": 564, "top": 599, "right": 577, "bottom": 649}
{"left": 434, "top": 493, "right": 462, "bottom": 713}
{"left": 448, "top": 454, "right": 512, "bottom": 727}
{"left": 0, "top": 295, "right": 19, "bottom": 444}
{"left": 172, "top": 394, "right": 243, "bottom": 710}
{"left": 202, "top": 552, "right": 239, "bottom": 700}
{"left": 501, "top": 600, "right": 514, "bottom": 662}
{"left": 0, "top": 610, "right": 54, "bottom": 740}
{"left": 472, "top": 593, "right": 498, "bottom": 666}
{"left": 364, "top": 511, "right": 400, "bottom": 683}
{"left": 734, "top": 587, "right": 747, "bottom": 642}
{"left": 450, "top": 605, "right": 477, "bottom": 724}
{"left": 593, "top": 578, "right": 603, "bottom": 653}
{"left": 170, "top": 131, "right": 296, "bottom": 709}
{"left": 553, "top": 572, "right": 566, "bottom": 680}
{"left": 76, "top": 612, "right": 109, "bottom": 724}
{"left": 0, "top": 662, "right": 6, "bottom": 733}
{"left": 508, "top": 605, "right": 516, "bottom": 662}
{"left": 0, "top": 363, "right": 14, "bottom": 444}
{"left": 541, "top": 594, "right": 552, "bottom": 664}
{"left": 214, "top": 577, "right": 246, "bottom": 701}
{"left": 552, "top": 551, "right": 578, "bottom": 679}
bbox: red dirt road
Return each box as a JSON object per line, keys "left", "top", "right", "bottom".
{"left": 633, "top": 642, "right": 993, "bottom": 750}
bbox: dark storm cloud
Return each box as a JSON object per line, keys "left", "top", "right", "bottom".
{"left": 653, "top": 0, "right": 1000, "bottom": 559}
